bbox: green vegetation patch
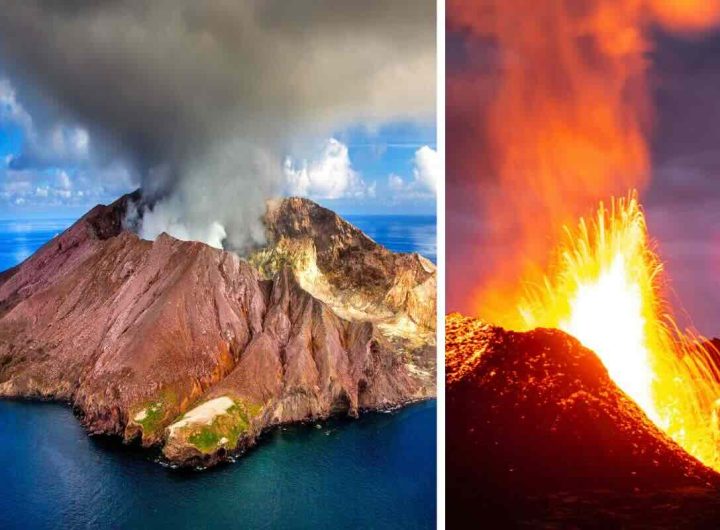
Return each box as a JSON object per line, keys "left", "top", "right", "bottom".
{"left": 186, "top": 398, "right": 263, "bottom": 454}
{"left": 133, "top": 389, "right": 178, "bottom": 436}
{"left": 135, "top": 401, "right": 164, "bottom": 433}
{"left": 188, "top": 428, "right": 221, "bottom": 453}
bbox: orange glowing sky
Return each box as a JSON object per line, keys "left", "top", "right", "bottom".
{"left": 447, "top": 0, "right": 720, "bottom": 334}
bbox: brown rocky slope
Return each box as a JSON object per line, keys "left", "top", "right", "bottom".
{"left": 446, "top": 313, "right": 720, "bottom": 529}
{"left": 0, "top": 192, "right": 435, "bottom": 468}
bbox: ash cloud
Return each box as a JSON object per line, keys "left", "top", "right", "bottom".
{"left": 0, "top": 0, "right": 435, "bottom": 250}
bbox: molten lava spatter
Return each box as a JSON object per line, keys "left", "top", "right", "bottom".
{"left": 519, "top": 192, "right": 720, "bottom": 470}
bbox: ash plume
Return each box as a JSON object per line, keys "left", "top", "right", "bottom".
{"left": 0, "top": 0, "right": 435, "bottom": 250}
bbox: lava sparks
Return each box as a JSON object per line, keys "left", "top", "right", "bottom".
{"left": 520, "top": 192, "right": 720, "bottom": 470}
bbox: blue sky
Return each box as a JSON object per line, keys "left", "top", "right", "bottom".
{"left": 0, "top": 83, "right": 436, "bottom": 220}
{"left": 309, "top": 122, "right": 437, "bottom": 216}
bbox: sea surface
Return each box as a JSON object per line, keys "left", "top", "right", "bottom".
{"left": 0, "top": 219, "right": 74, "bottom": 272}
{"left": 0, "top": 215, "right": 436, "bottom": 271}
{"left": 0, "top": 214, "right": 437, "bottom": 530}
{"left": 346, "top": 215, "right": 436, "bottom": 264}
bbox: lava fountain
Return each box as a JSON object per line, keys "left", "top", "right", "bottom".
{"left": 448, "top": 0, "right": 720, "bottom": 472}
{"left": 519, "top": 192, "right": 720, "bottom": 470}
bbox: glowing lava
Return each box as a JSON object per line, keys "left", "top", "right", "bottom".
{"left": 519, "top": 192, "right": 720, "bottom": 470}
{"left": 562, "top": 254, "right": 656, "bottom": 420}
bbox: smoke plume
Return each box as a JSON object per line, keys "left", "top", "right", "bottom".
{"left": 0, "top": 0, "right": 435, "bottom": 250}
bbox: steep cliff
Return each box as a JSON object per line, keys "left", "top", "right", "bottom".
{"left": 252, "top": 197, "right": 436, "bottom": 345}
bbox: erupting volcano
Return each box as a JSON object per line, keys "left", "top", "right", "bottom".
{"left": 448, "top": 0, "right": 720, "bottom": 526}
{"left": 446, "top": 195, "right": 720, "bottom": 525}
{"left": 520, "top": 192, "right": 720, "bottom": 471}
{"left": 447, "top": 185, "right": 720, "bottom": 524}
{"left": 447, "top": 188, "right": 720, "bottom": 525}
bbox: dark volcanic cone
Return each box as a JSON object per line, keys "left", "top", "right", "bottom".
{"left": 0, "top": 192, "right": 435, "bottom": 469}
{"left": 446, "top": 313, "right": 720, "bottom": 529}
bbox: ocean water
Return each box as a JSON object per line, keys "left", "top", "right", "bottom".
{"left": 0, "top": 215, "right": 437, "bottom": 272}
{"left": 0, "top": 219, "right": 73, "bottom": 272}
{"left": 346, "top": 215, "right": 437, "bottom": 264}
{"left": 0, "top": 214, "right": 437, "bottom": 530}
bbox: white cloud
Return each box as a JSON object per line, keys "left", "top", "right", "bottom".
{"left": 284, "top": 138, "right": 372, "bottom": 199}
{"left": 367, "top": 181, "right": 377, "bottom": 198}
{"left": 47, "top": 125, "right": 90, "bottom": 162}
{"left": 0, "top": 165, "right": 134, "bottom": 209}
{"left": 387, "top": 145, "right": 439, "bottom": 199}
{"left": 388, "top": 173, "right": 405, "bottom": 191}
{"left": 413, "top": 145, "right": 439, "bottom": 193}
{"left": 0, "top": 79, "right": 33, "bottom": 134}
{"left": 56, "top": 170, "right": 72, "bottom": 190}
{"left": 70, "top": 128, "right": 89, "bottom": 155}
{"left": 0, "top": 79, "right": 136, "bottom": 210}
{"left": 0, "top": 78, "right": 93, "bottom": 171}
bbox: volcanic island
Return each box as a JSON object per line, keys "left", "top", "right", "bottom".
{"left": 0, "top": 192, "right": 436, "bottom": 469}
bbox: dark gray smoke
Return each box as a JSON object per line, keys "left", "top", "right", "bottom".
{"left": 0, "top": 0, "right": 435, "bottom": 249}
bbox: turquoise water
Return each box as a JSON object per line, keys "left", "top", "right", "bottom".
{"left": 0, "top": 215, "right": 437, "bottom": 529}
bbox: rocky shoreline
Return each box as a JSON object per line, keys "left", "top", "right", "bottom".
{"left": 158, "top": 396, "right": 436, "bottom": 471}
